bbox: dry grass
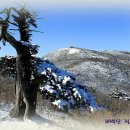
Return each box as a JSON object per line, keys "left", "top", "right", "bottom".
{"left": 0, "top": 76, "right": 15, "bottom": 103}
{"left": 0, "top": 75, "right": 130, "bottom": 120}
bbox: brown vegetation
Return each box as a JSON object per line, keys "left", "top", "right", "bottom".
{"left": 0, "top": 76, "right": 15, "bottom": 103}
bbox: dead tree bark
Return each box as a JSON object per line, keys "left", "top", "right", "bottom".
{"left": 5, "top": 34, "right": 38, "bottom": 119}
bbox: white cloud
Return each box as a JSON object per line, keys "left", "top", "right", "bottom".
{"left": 0, "top": 0, "right": 130, "bottom": 10}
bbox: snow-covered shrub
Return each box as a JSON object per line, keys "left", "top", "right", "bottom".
{"left": 34, "top": 57, "right": 97, "bottom": 111}
{"left": 109, "top": 89, "right": 130, "bottom": 101}
{"left": 0, "top": 56, "right": 16, "bottom": 78}
{"left": 0, "top": 56, "right": 97, "bottom": 112}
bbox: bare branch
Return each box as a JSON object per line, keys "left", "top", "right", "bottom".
{"left": 5, "top": 32, "right": 22, "bottom": 50}
{"left": 29, "top": 29, "right": 44, "bottom": 33}
{"left": 8, "top": 21, "right": 18, "bottom": 27}
{"left": 9, "top": 29, "right": 18, "bottom": 31}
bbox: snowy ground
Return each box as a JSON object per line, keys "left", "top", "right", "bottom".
{"left": 0, "top": 103, "right": 130, "bottom": 130}
{"left": 0, "top": 102, "right": 83, "bottom": 130}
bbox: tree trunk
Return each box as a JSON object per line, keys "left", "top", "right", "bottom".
{"left": 0, "top": 7, "right": 39, "bottom": 120}
{"left": 9, "top": 51, "right": 38, "bottom": 119}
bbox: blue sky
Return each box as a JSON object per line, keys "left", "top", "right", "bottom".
{"left": 0, "top": 0, "right": 130, "bottom": 56}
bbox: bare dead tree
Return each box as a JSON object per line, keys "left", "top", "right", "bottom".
{"left": 0, "top": 7, "right": 39, "bottom": 120}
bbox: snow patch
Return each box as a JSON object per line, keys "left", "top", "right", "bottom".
{"left": 52, "top": 100, "right": 69, "bottom": 110}
{"left": 68, "top": 48, "right": 80, "bottom": 54}
{"left": 0, "top": 103, "right": 130, "bottom": 130}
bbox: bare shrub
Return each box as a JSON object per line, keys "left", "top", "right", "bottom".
{"left": 0, "top": 75, "right": 15, "bottom": 103}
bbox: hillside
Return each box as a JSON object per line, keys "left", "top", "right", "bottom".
{"left": 1, "top": 47, "right": 130, "bottom": 115}
{"left": 45, "top": 47, "right": 130, "bottom": 112}
{"left": 1, "top": 47, "right": 130, "bottom": 130}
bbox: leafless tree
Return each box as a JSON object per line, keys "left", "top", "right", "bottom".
{"left": 0, "top": 7, "right": 39, "bottom": 120}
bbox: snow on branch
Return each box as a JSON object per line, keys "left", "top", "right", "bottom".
{"left": 20, "top": 41, "right": 39, "bottom": 55}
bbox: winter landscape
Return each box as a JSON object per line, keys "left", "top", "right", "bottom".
{"left": 0, "top": 47, "right": 130, "bottom": 130}
{"left": 0, "top": 0, "right": 130, "bottom": 130}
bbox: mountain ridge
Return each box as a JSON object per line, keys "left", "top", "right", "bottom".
{"left": 44, "top": 47, "right": 130, "bottom": 103}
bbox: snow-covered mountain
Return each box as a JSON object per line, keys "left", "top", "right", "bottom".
{"left": 45, "top": 47, "right": 130, "bottom": 109}
{"left": 1, "top": 47, "right": 130, "bottom": 130}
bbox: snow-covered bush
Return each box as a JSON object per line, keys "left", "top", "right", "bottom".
{"left": 0, "top": 56, "right": 16, "bottom": 78}
{"left": 109, "top": 89, "right": 130, "bottom": 101}
{"left": 0, "top": 56, "right": 97, "bottom": 112}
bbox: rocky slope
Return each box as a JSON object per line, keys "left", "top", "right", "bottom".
{"left": 44, "top": 47, "right": 130, "bottom": 112}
